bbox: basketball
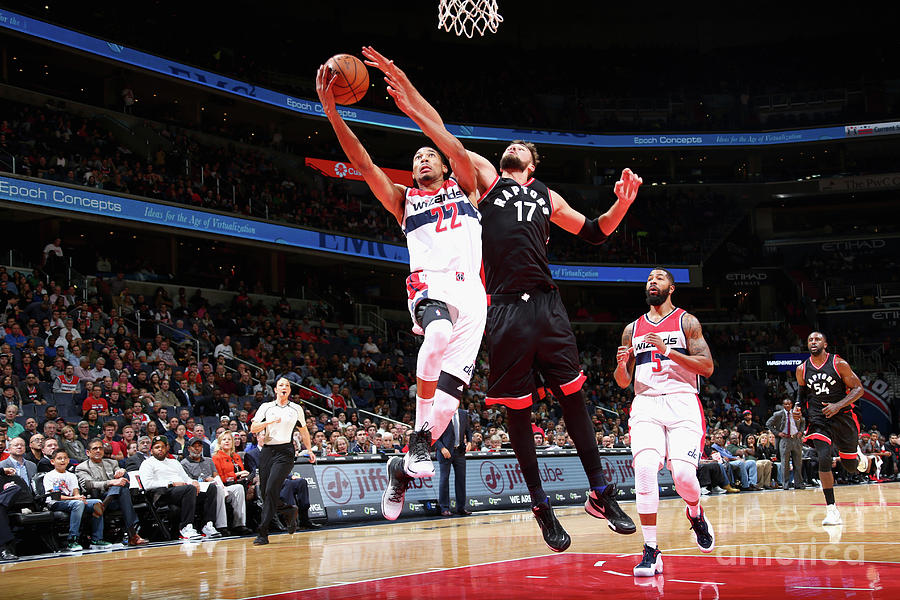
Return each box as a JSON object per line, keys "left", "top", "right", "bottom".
{"left": 325, "top": 54, "right": 369, "bottom": 105}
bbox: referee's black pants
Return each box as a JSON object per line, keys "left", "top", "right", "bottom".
{"left": 258, "top": 443, "right": 295, "bottom": 535}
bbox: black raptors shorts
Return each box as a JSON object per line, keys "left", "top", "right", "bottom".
{"left": 484, "top": 288, "right": 585, "bottom": 409}
{"left": 804, "top": 410, "right": 861, "bottom": 457}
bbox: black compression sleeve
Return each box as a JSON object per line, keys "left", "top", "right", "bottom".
{"left": 577, "top": 218, "right": 608, "bottom": 245}
{"left": 797, "top": 386, "right": 808, "bottom": 406}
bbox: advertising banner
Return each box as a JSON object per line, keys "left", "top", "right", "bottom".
{"left": 818, "top": 172, "right": 900, "bottom": 193}
{"left": 549, "top": 264, "right": 691, "bottom": 284}
{"left": 305, "top": 157, "right": 413, "bottom": 186}
{"left": 306, "top": 451, "right": 676, "bottom": 523}
{"left": 288, "top": 463, "right": 328, "bottom": 520}
{"left": 0, "top": 174, "right": 692, "bottom": 282}
{"left": 765, "top": 353, "right": 809, "bottom": 372}
{"left": 0, "top": 174, "right": 409, "bottom": 264}
{"left": 857, "top": 376, "right": 894, "bottom": 435}
{"left": 820, "top": 308, "right": 900, "bottom": 334}
{"left": 844, "top": 122, "right": 900, "bottom": 138}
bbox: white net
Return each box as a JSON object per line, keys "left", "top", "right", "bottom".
{"left": 438, "top": 0, "right": 503, "bottom": 38}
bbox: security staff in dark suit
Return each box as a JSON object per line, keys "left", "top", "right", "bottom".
{"left": 435, "top": 407, "right": 472, "bottom": 516}
{"left": 766, "top": 397, "right": 806, "bottom": 489}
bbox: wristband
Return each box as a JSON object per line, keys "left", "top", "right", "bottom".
{"left": 662, "top": 346, "right": 671, "bottom": 357}
{"left": 576, "top": 218, "right": 609, "bottom": 245}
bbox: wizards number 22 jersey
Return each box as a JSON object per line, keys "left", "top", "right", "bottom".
{"left": 631, "top": 308, "right": 699, "bottom": 396}
{"left": 402, "top": 178, "right": 482, "bottom": 276}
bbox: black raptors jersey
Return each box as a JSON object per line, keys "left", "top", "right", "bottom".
{"left": 479, "top": 176, "right": 554, "bottom": 294}
{"left": 802, "top": 353, "right": 850, "bottom": 420}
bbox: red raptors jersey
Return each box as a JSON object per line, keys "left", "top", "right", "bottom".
{"left": 631, "top": 307, "right": 699, "bottom": 396}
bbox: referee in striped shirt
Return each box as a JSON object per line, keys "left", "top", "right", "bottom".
{"left": 251, "top": 377, "right": 315, "bottom": 545}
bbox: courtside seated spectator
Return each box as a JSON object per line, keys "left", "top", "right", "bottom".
{"left": 75, "top": 438, "right": 148, "bottom": 545}
{"left": 138, "top": 436, "right": 219, "bottom": 540}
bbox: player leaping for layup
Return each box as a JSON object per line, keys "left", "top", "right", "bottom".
{"left": 614, "top": 268, "right": 716, "bottom": 576}
{"left": 362, "top": 46, "right": 638, "bottom": 551}
{"left": 316, "top": 64, "right": 487, "bottom": 521}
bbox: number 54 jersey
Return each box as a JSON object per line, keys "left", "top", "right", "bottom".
{"left": 402, "top": 177, "right": 482, "bottom": 277}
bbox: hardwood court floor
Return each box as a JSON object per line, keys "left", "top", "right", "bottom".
{"left": 2, "top": 482, "right": 898, "bottom": 599}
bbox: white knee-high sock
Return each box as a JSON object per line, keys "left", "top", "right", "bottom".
{"left": 415, "top": 396, "right": 433, "bottom": 431}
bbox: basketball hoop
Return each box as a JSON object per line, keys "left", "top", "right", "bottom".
{"left": 438, "top": 0, "right": 503, "bottom": 38}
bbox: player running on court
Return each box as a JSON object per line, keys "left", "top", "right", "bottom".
{"left": 796, "top": 331, "right": 868, "bottom": 527}
{"left": 361, "top": 46, "right": 638, "bottom": 550}
{"left": 315, "top": 63, "right": 487, "bottom": 521}
{"left": 614, "top": 267, "right": 715, "bottom": 576}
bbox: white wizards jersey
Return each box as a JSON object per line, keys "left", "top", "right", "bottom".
{"left": 631, "top": 307, "right": 699, "bottom": 396}
{"left": 402, "top": 178, "right": 482, "bottom": 276}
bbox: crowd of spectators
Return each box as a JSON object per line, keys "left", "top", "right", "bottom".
{"left": 546, "top": 186, "right": 729, "bottom": 265}
{"left": 0, "top": 253, "right": 896, "bottom": 559}
{"left": 2, "top": 98, "right": 737, "bottom": 269}
{"left": 0, "top": 99, "right": 402, "bottom": 244}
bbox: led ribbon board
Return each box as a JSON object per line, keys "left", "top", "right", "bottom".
{"left": 0, "top": 9, "right": 881, "bottom": 149}
{"left": 0, "top": 175, "right": 691, "bottom": 282}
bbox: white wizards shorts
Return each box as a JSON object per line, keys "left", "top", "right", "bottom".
{"left": 629, "top": 392, "right": 706, "bottom": 469}
{"left": 405, "top": 270, "right": 486, "bottom": 385}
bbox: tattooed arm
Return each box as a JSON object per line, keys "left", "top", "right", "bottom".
{"left": 614, "top": 322, "right": 636, "bottom": 389}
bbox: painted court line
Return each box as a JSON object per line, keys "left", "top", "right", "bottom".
{"left": 604, "top": 570, "right": 632, "bottom": 577}
{"left": 662, "top": 551, "right": 900, "bottom": 565}
{"left": 221, "top": 553, "right": 557, "bottom": 600}
{"left": 792, "top": 586, "right": 874, "bottom": 591}
{"left": 669, "top": 579, "right": 725, "bottom": 585}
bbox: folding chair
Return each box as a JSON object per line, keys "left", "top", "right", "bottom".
{"left": 132, "top": 474, "right": 171, "bottom": 540}
{"left": 9, "top": 473, "right": 69, "bottom": 553}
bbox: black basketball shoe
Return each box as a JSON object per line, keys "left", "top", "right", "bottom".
{"left": 633, "top": 544, "right": 663, "bottom": 576}
{"left": 584, "top": 484, "right": 637, "bottom": 534}
{"left": 403, "top": 426, "right": 434, "bottom": 478}
{"left": 531, "top": 498, "right": 571, "bottom": 552}
{"left": 686, "top": 506, "right": 715, "bottom": 553}
{"left": 382, "top": 456, "right": 411, "bottom": 521}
